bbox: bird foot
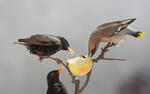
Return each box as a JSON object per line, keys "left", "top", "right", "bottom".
{"left": 111, "top": 43, "right": 116, "bottom": 46}
{"left": 55, "top": 59, "right": 62, "bottom": 64}
{"left": 38, "top": 56, "right": 43, "bottom": 62}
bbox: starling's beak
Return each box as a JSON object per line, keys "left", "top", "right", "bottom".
{"left": 67, "top": 47, "right": 74, "bottom": 56}
{"left": 57, "top": 67, "right": 64, "bottom": 73}
{"left": 137, "top": 32, "right": 145, "bottom": 39}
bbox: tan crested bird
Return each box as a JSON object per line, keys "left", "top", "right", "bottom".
{"left": 88, "top": 18, "right": 145, "bottom": 57}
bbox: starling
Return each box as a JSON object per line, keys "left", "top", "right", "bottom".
{"left": 47, "top": 67, "right": 68, "bottom": 94}
{"left": 14, "top": 34, "right": 73, "bottom": 63}
{"left": 88, "top": 18, "right": 145, "bottom": 57}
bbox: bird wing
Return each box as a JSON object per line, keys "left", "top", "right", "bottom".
{"left": 88, "top": 23, "right": 120, "bottom": 57}
{"left": 26, "top": 34, "right": 61, "bottom": 46}
{"left": 53, "top": 82, "right": 68, "bottom": 94}
{"left": 96, "top": 23, "right": 121, "bottom": 38}
{"left": 97, "top": 21, "right": 120, "bottom": 29}
{"left": 97, "top": 18, "right": 136, "bottom": 34}
{"left": 88, "top": 18, "right": 136, "bottom": 56}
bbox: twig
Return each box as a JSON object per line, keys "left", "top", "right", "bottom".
{"left": 57, "top": 60, "right": 80, "bottom": 94}
{"left": 93, "top": 42, "right": 126, "bottom": 62}
{"left": 93, "top": 57, "right": 126, "bottom": 62}
{"left": 74, "top": 78, "right": 80, "bottom": 94}
{"left": 79, "top": 70, "right": 92, "bottom": 93}
{"left": 78, "top": 42, "right": 126, "bottom": 93}
{"left": 56, "top": 42, "right": 126, "bottom": 94}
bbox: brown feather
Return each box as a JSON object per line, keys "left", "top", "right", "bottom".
{"left": 88, "top": 31, "right": 101, "bottom": 57}
{"left": 19, "top": 35, "right": 61, "bottom": 46}
{"left": 97, "top": 21, "right": 119, "bottom": 29}
{"left": 88, "top": 23, "right": 120, "bottom": 57}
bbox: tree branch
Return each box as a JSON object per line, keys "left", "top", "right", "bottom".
{"left": 74, "top": 78, "right": 80, "bottom": 94}
{"left": 79, "top": 42, "right": 126, "bottom": 93}
{"left": 57, "top": 60, "right": 80, "bottom": 94}
{"left": 93, "top": 42, "right": 127, "bottom": 62}
{"left": 56, "top": 42, "right": 126, "bottom": 94}
{"left": 79, "top": 70, "right": 92, "bottom": 93}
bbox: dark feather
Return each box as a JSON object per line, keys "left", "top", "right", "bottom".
{"left": 47, "top": 70, "right": 68, "bottom": 94}
{"left": 20, "top": 34, "right": 61, "bottom": 46}
{"left": 17, "top": 34, "right": 70, "bottom": 59}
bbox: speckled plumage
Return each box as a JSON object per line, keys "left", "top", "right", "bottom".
{"left": 16, "top": 34, "right": 71, "bottom": 61}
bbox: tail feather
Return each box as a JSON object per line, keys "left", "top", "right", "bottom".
{"left": 125, "top": 18, "right": 136, "bottom": 26}
{"left": 13, "top": 38, "right": 29, "bottom": 45}
{"left": 18, "top": 39, "right": 27, "bottom": 42}
{"left": 120, "top": 18, "right": 136, "bottom": 25}
{"left": 130, "top": 31, "right": 142, "bottom": 38}
{"left": 117, "top": 18, "right": 136, "bottom": 32}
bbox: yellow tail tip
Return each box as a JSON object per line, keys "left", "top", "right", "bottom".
{"left": 137, "top": 32, "right": 145, "bottom": 39}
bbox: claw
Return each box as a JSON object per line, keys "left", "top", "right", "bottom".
{"left": 38, "top": 56, "right": 43, "bottom": 62}
{"left": 47, "top": 57, "right": 62, "bottom": 64}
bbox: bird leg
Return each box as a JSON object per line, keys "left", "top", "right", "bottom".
{"left": 99, "top": 42, "right": 112, "bottom": 58}
{"left": 93, "top": 42, "right": 126, "bottom": 62}
{"left": 111, "top": 43, "right": 116, "bottom": 47}
{"left": 47, "top": 57, "right": 62, "bottom": 64}
{"left": 38, "top": 56, "right": 43, "bottom": 62}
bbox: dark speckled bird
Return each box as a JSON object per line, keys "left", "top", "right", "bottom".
{"left": 47, "top": 67, "right": 68, "bottom": 94}
{"left": 14, "top": 34, "right": 73, "bottom": 63}
{"left": 88, "top": 18, "right": 144, "bottom": 57}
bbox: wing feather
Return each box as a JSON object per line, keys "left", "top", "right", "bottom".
{"left": 26, "top": 34, "right": 61, "bottom": 46}
{"left": 96, "top": 23, "right": 120, "bottom": 38}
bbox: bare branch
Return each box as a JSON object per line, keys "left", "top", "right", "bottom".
{"left": 57, "top": 60, "right": 80, "bottom": 94}
{"left": 79, "top": 42, "right": 126, "bottom": 93}
{"left": 57, "top": 60, "right": 74, "bottom": 79}
{"left": 56, "top": 42, "right": 126, "bottom": 94}
{"left": 79, "top": 70, "right": 92, "bottom": 93}
{"left": 74, "top": 78, "right": 80, "bottom": 94}
{"left": 93, "top": 57, "right": 126, "bottom": 62}
{"left": 93, "top": 42, "right": 127, "bottom": 62}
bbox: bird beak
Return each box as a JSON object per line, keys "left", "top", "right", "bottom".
{"left": 57, "top": 67, "right": 64, "bottom": 73}
{"left": 67, "top": 47, "right": 74, "bottom": 56}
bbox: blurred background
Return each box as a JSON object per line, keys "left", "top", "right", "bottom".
{"left": 0, "top": 0, "right": 150, "bottom": 94}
